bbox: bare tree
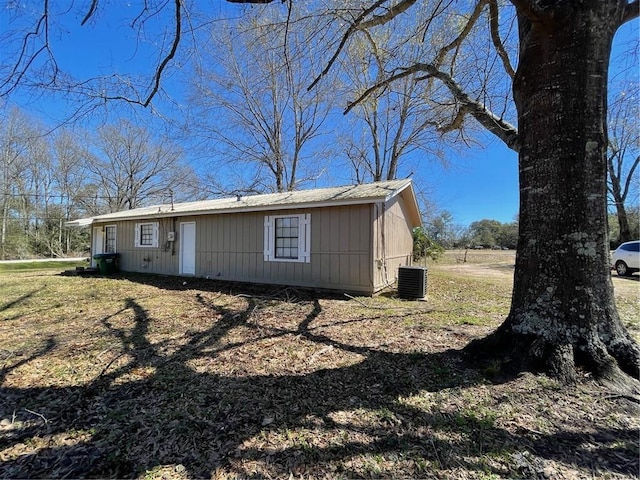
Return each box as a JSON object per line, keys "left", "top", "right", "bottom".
{"left": 52, "top": 129, "right": 91, "bottom": 253}
{"left": 335, "top": 1, "right": 511, "bottom": 183}
{"left": 607, "top": 84, "right": 639, "bottom": 244}
{"left": 190, "top": 7, "right": 332, "bottom": 193}
{"left": 0, "top": 1, "right": 190, "bottom": 118}
{"left": 88, "top": 120, "right": 196, "bottom": 212}
{"left": 0, "top": 110, "right": 91, "bottom": 257}
{"left": 0, "top": 108, "right": 55, "bottom": 257}
{"left": 0, "top": 108, "right": 31, "bottom": 259}
{"left": 22, "top": 129, "right": 54, "bottom": 255}
{"left": 338, "top": 26, "right": 451, "bottom": 182}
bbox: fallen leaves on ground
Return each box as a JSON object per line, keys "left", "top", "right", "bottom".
{"left": 0, "top": 261, "right": 638, "bottom": 479}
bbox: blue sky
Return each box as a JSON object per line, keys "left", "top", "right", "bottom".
{"left": 1, "top": 4, "right": 637, "bottom": 228}
{"left": 429, "top": 134, "right": 519, "bottom": 226}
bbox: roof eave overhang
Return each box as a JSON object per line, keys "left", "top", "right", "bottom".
{"left": 77, "top": 197, "right": 391, "bottom": 225}
{"left": 67, "top": 179, "right": 423, "bottom": 227}
{"left": 64, "top": 218, "right": 95, "bottom": 227}
{"left": 405, "top": 188, "right": 423, "bottom": 228}
{"left": 385, "top": 181, "right": 422, "bottom": 228}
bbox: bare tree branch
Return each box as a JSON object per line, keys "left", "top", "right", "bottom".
{"left": 433, "top": 0, "right": 488, "bottom": 68}
{"left": 307, "top": 0, "right": 388, "bottom": 91}
{"left": 420, "top": 0, "right": 455, "bottom": 42}
{"left": 142, "top": 0, "right": 182, "bottom": 107}
{"left": 489, "top": 0, "right": 515, "bottom": 79}
{"left": 359, "top": 0, "right": 419, "bottom": 29}
{"left": 345, "top": 63, "right": 520, "bottom": 152}
{"left": 623, "top": 0, "right": 640, "bottom": 23}
{"left": 438, "top": 106, "right": 467, "bottom": 132}
{"left": 0, "top": 2, "right": 57, "bottom": 97}
{"left": 81, "top": 0, "right": 99, "bottom": 26}
{"left": 622, "top": 155, "right": 639, "bottom": 198}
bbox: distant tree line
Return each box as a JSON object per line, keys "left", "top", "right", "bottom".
{"left": 413, "top": 212, "right": 519, "bottom": 256}
{"left": 0, "top": 111, "right": 199, "bottom": 259}
{"left": 415, "top": 208, "right": 638, "bottom": 257}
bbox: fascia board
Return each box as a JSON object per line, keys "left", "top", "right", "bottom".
{"left": 86, "top": 197, "right": 387, "bottom": 224}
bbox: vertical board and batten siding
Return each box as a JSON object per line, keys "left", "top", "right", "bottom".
{"left": 312, "top": 205, "right": 372, "bottom": 290}
{"left": 96, "top": 204, "right": 375, "bottom": 293}
{"left": 95, "top": 216, "right": 181, "bottom": 275}
{"left": 372, "top": 195, "right": 415, "bottom": 291}
{"left": 197, "top": 205, "right": 373, "bottom": 293}
{"left": 197, "top": 211, "right": 264, "bottom": 282}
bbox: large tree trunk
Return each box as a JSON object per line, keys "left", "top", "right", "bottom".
{"left": 468, "top": 2, "right": 639, "bottom": 384}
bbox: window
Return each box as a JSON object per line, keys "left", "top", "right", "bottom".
{"left": 620, "top": 241, "right": 640, "bottom": 252}
{"left": 104, "top": 225, "right": 117, "bottom": 253}
{"left": 275, "top": 216, "right": 299, "bottom": 259}
{"left": 135, "top": 222, "right": 159, "bottom": 248}
{"left": 264, "top": 214, "right": 310, "bottom": 263}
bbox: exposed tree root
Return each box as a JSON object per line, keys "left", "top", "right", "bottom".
{"left": 465, "top": 317, "right": 640, "bottom": 395}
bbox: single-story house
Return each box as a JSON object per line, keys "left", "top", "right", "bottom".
{"left": 66, "top": 179, "right": 422, "bottom": 294}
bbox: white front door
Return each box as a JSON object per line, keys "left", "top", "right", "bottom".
{"left": 179, "top": 222, "right": 196, "bottom": 275}
{"left": 92, "top": 227, "right": 104, "bottom": 267}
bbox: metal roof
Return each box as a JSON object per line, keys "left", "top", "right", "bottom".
{"left": 66, "top": 179, "right": 422, "bottom": 227}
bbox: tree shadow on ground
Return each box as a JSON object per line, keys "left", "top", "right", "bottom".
{"left": 1, "top": 287, "right": 45, "bottom": 312}
{"left": 1, "top": 276, "right": 637, "bottom": 478}
{"left": 1, "top": 286, "right": 48, "bottom": 323}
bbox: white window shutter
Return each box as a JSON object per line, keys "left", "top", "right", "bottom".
{"left": 135, "top": 224, "right": 140, "bottom": 247}
{"left": 264, "top": 216, "right": 273, "bottom": 261}
{"left": 152, "top": 222, "right": 159, "bottom": 247}
{"left": 301, "top": 214, "right": 311, "bottom": 263}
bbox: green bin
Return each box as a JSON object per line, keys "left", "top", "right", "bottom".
{"left": 93, "top": 253, "right": 120, "bottom": 275}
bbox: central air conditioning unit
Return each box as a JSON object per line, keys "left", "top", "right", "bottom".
{"left": 397, "top": 266, "right": 427, "bottom": 299}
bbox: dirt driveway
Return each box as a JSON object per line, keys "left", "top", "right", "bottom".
{"left": 433, "top": 249, "right": 639, "bottom": 301}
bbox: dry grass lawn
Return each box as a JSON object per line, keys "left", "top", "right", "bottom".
{"left": 0, "top": 252, "right": 638, "bottom": 479}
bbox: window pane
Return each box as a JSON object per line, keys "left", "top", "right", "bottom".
{"left": 140, "top": 224, "right": 153, "bottom": 245}
{"left": 105, "top": 226, "right": 116, "bottom": 253}
{"left": 620, "top": 243, "right": 640, "bottom": 252}
{"left": 274, "top": 216, "right": 299, "bottom": 259}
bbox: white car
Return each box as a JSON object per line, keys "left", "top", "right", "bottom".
{"left": 611, "top": 240, "right": 640, "bottom": 276}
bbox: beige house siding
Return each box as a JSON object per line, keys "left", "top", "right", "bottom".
{"left": 94, "top": 204, "right": 376, "bottom": 293}
{"left": 372, "top": 196, "right": 415, "bottom": 292}
{"left": 95, "top": 217, "right": 180, "bottom": 275}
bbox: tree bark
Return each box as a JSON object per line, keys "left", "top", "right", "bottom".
{"left": 467, "top": 1, "right": 640, "bottom": 384}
